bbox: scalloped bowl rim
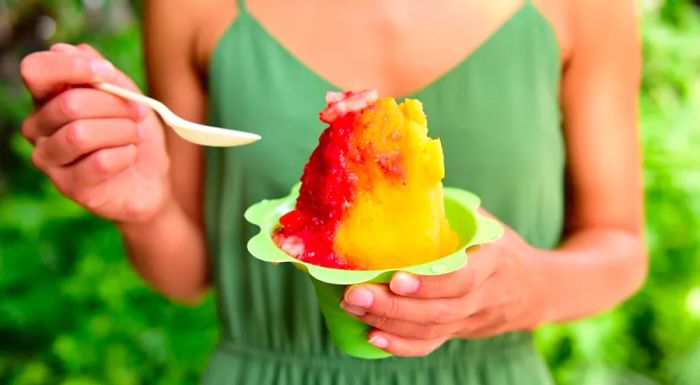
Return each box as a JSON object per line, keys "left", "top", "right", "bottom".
{"left": 244, "top": 184, "right": 504, "bottom": 285}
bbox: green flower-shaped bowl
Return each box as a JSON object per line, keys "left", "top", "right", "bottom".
{"left": 244, "top": 184, "right": 503, "bottom": 359}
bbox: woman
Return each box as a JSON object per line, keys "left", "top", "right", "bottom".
{"left": 19, "top": 0, "right": 645, "bottom": 383}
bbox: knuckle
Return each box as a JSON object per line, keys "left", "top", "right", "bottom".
{"left": 432, "top": 278, "right": 450, "bottom": 297}
{"left": 71, "top": 188, "right": 91, "bottom": 206}
{"left": 416, "top": 325, "right": 438, "bottom": 340}
{"left": 76, "top": 43, "right": 95, "bottom": 53}
{"left": 91, "top": 151, "right": 115, "bottom": 175}
{"left": 384, "top": 296, "right": 401, "bottom": 318}
{"left": 76, "top": 44, "right": 104, "bottom": 60}
{"left": 457, "top": 321, "right": 475, "bottom": 337}
{"left": 494, "top": 310, "right": 508, "bottom": 326}
{"left": 19, "top": 53, "right": 40, "bottom": 81}
{"left": 82, "top": 193, "right": 106, "bottom": 212}
{"left": 372, "top": 315, "right": 390, "bottom": 330}
{"left": 29, "top": 149, "right": 45, "bottom": 169}
{"left": 55, "top": 178, "right": 76, "bottom": 198}
{"left": 64, "top": 121, "right": 90, "bottom": 150}
{"left": 431, "top": 304, "right": 456, "bottom": 325}
{"left": 20, "top": 118, "right": 34, "bottom": 140}
{"left": 67, "top": 55, "right": 86, "bottom": 75}
{"left": 456, "top": 281, "right": 472, "bottom": 296}
{"left": 73, "top": 188, "right": 106, "bottom": 212}
{"left": 59, "top": 90, "right": 84, "bottom": 119}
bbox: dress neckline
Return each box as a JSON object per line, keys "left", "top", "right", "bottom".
{"left": 210, "top": 1, "right": 559, "bottom": 100}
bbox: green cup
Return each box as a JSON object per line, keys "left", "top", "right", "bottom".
{"left": 245, "top": 184, "right": 503, "bottom": 359}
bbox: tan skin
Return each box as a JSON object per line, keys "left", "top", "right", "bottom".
{"left": 20, "top": 0, "right": 644, "bottom": 357}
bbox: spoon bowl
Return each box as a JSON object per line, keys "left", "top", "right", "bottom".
{"left": 95, "top": 82, "right": 261, "bottom": 147}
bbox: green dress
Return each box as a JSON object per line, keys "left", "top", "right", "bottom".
{"left": 203, "top": 0, "right": 564, "bottom": 383}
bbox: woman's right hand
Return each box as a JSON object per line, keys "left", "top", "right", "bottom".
{"left": 20, "top": 43, "right": 171, "bottom": 224}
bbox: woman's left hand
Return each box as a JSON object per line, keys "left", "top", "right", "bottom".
{"left": 340, "top": 225, "right": 548, "bottom": 357}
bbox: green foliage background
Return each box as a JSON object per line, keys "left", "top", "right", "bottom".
{"left": 1, "top": 0, "right": 699, "bottom": 384}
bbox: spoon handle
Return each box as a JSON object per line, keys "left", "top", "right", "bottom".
{"left": 95, "top": 82, "right": 171, "bottom": 119}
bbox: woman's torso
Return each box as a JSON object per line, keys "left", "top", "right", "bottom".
{"left": 202, "top": 0, "right": 566, "bottom": 383}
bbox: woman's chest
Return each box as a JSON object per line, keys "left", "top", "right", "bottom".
{"left": 210, "top": 70, "right": 564, "bottom": 197}
{"left": 197, "top": 0, "right": 572, "bottom": 98}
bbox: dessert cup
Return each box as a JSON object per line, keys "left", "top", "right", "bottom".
{"left": 245, "top": 183, "right": 503, "bottom": 359}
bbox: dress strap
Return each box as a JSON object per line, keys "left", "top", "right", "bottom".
{"left": 237, "top": 0, "right": 247, "bottom": 13}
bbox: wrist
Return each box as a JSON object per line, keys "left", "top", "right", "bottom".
{"left": 530, "top": 245, "right": 583, "bottom": 327}
{"left": 116, "top": 188, "right": 179, "bottom": 238}
{"left": 521, "top": 246, "right": 557, "bottom": 328}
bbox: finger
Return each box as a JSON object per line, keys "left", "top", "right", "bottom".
{"left": 20, "top": 50, "right": 116, "bottom": 102}
{"left": 367, "top": 330, "right": 448, "bottom": 357}
{"left": 464, "top": 270, "right": 516, "bottom": 308}
{"left": 75, "top": 44, "right": 143, "bottom": 91}
{"left": 22, "top": 88, "right": 146, "bottom": 141}
{"left": 55, "top": 43, "right": 142, "bottom": 91}
{"left": 388, "top": 268, "right": 474, "bottom": 299}
{"left": 456, "top": 308, "right": 509, "bottom": 339}
{"left": 33, "top": 118, "right": 140, "bottom": 167}
{"left": 349, "top": 311, "right": 461, "bottom": 340}
{"left": 76, "top": 43, "right": 104, "bottom": 58}
{"left": 51, "top": 43, "right": 80, "bottom": 53}
{"left": 389, "top": 246, "right": 500, "bottom": 299}
{"left": 341, "top": 284, "right": 469, "bottom": 324}
{"left": 66, "top": 144, "right": 137, "bottom": 187}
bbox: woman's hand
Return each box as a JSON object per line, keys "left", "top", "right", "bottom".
{"left": 20, "top": 43, "right": 170, "bottom": 223}
{"left": 340, "top": 226, "right": 547, "bottom": 357}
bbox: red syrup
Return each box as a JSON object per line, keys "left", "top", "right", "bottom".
{"left": 273, "top": 91, "right": 378, "bottom": 269}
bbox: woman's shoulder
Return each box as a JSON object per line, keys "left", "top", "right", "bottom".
{"left": 566, "top": 0, "right": 639, "bottom": 64}
{"left": 565, "top": 0, "right": 638, "bottom": 36}
{"left": 533, "top": 0, "right": 637, "bottom": 66}
{"left": 143, "top": 0, "right": 238, "bottom": 76}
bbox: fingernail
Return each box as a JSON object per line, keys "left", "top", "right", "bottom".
{"left": 369, "top": 335, "right": 388, "bottom": 349}
{"left": 51, "top": 43, "right": 77, "bottom": 52}
{"left": 345, "top": 287, "right": 374, "bottom": 308}
{"left": 91, "top": 59, "right": 114, "bottom": 81}
{"left": 340, "top": 301, "right": 366, "bottom": 317}
{"left": 390, "top": 272, "right": 420, "bottom": 295}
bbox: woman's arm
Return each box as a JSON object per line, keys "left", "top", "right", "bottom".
{"left": 116, "top": 0, "right": 217, "bottom": 303}
{"left": 19, "top": 16, "right": 210, "bottom": 306}
{"left": 338, "top": 0, "right": 645, "bottom": 356}
{"left": 541, "top": 0, "right": 644, "bottom": 321}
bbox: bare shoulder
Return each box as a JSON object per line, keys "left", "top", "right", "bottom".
{"left": 567, "top": 0, "right": 638, "bottom": 24}
{"left": 565, "top": 0, "right": 639, "bottom": 52}
{"left": 531, "top": 0, "right": 574, "bottom": 64}
{"left": 143, "top": 0, "right": 237, "bottom": 77}
{"left": 143, "top": 0, "right": 209, "bottom": 53}
{"left": 142, "top": 0, "right": 202, "bottom": 82}
{"left": 532, "top": 0, "right": 638, "bottom": 65}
